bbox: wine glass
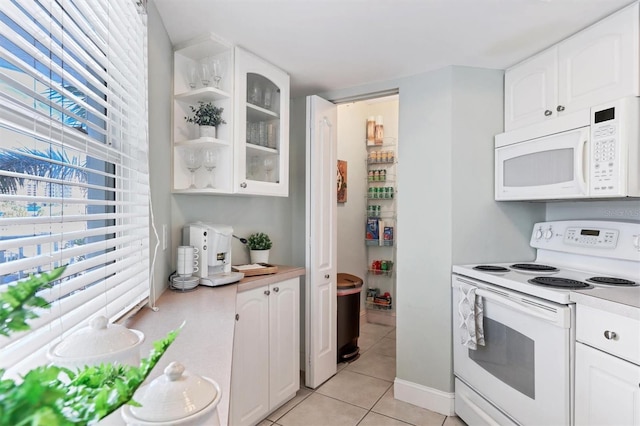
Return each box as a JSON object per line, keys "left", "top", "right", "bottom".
{"left": 181, "top": 147, "right": 202, "bottom": 189}
{"left": 186, "top": 62, "right": 198, "bottom": 89}
{"left": 202, "top": 148, "right": 217, "bottom": 188}
{"left": 198, "top": 61, "right": 211, "bottom": 86}
{"left": 212, "top": 59, "right": 222, "bottom": 89}
{"left": 263, "top": 157, "right": 275, "bottom": 181}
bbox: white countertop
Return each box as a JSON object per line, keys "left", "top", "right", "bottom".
{"left": 570, "top": 286, "right": 640, "bottom": 320}
{"left": 99, "top": 265, "right": 304, "bottom": 425}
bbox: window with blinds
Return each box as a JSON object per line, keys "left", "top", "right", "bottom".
{"left": 0, "top": 0, "right": 149, "bottom": 376}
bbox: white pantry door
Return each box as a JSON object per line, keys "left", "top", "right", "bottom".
{"left": 305, "top": 95, "right": 337, "bottom": 388}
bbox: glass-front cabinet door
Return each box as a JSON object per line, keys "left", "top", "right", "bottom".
{"left": 234, "top": 47, "right": 290, "bottom": 196}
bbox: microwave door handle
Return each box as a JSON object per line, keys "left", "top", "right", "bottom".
{"left": 475, "top": 288, "right": 558, "bottom": 323}
{"left": 576, "top": 138, "right": 588, "bottom": 195}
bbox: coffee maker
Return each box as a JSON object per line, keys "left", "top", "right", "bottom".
{"left": 183, "top": 222, "right": 244, "bottom": 286}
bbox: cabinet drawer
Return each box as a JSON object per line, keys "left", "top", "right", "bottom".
{"left": 576, "top": 304, "right": 640, "bottom": 364}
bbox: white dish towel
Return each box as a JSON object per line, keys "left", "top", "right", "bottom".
{"left": 458, "top": 284, "right": 485, "bottom": 350}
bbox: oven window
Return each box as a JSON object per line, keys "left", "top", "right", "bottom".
{"left": 469, "top": 317, "right": 535, "bottom": 399}
{"left": 504, "top": 148, "right": 574, "bottom": 187}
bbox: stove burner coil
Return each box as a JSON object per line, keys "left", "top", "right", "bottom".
{"left": 587, "top": 276, "right": 638, "bottom": 286}
{"left": 528, "top": 276, "right": 592, "bottom": 289}
{"left": 473, "top": 265, "right": 510, "bottom": 273}
{"left": 511, "top": 263, "right": 558, "bottom": 272}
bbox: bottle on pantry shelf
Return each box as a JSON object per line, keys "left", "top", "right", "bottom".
{"left": 368, "top": 170, "right": 374, "bottom": 181}
{"left": 367, "top": 116, "right": 375, "bottom": 146}
{"left": 375, "top": 116, "right": 384, "bottom": 145}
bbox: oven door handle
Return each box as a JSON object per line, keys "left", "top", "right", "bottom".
{"left": 475, "top": 288, "right": 560, "bottom": 324}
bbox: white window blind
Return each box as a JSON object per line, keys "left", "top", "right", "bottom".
{"left": 0, "top": 0, "right": 149, "bottom": 376}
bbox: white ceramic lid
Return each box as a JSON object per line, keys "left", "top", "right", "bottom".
{"left": 130, "top": 362, "right": 218, "bottom": 422}
{"left": 52, "top": 316, "right": 142, "bottom": 358}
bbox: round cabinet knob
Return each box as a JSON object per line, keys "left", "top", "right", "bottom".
{"left": 556, "top": 105, "right": 565, "bottom": 112}
{"left": 273, "top": 287, "right": 279, "bottom": 293}
{"left": 544, "top": 110, "right": 553, "bottom": 117}
{"left": 535, "top": 229, "right": 543, "bottom": 240}
{"left": 544, "top": 228, "right": 553, "bottom": 240}
{"left": 264, "top": 290, "right": 271, "bottom": 296}
{"left": 324, "top": 274, "right": 330, "bottom": 279}
{"left": 604, "top": 330, "right": 617, "bottom": 340}
{"left": 240, "top": 182, "right": 247, "bottom": 188}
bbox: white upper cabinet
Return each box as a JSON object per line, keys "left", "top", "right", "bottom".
{"left": 504, "top": 48, "right": 558, "bottom": 131}
{"left": 172, "top": 34, "right": 234, "bottom": 194}
{"left": 504, "top": 2, "right": 639, "bottom": 131}
{"left": 234, "top": 47, "right": 290, "bottom": 197}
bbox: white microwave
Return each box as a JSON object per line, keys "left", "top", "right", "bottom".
{"left": 495, "top": 97, "right": 640, "bottom": 201}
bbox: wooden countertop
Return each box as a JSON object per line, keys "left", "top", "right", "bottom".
{"left": 98, "top": 265, "right": 304, "bottom": 426}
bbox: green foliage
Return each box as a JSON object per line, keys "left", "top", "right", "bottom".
{"left": 0, "top": 267, "right": 65, "bottom": 337}
{"left": 184, "top": 102, "right": 226, "bottom": 127}
{"left": 247, "top": 232, "right": 272, "bottom": 250}
{"left": 0, "top": 267, "right": 183, "bottom": 425}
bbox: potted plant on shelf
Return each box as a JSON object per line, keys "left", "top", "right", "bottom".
{"left": 247, "top": 232, "right": 272, "bottom": 264}
{"left": 184, "top": 101, "right": 226, "bottom": 138}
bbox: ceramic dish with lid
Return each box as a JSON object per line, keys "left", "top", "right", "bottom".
{"left": 47, "top": 315, "right": 144, "bottom": 369}
{"left": 121, "top": 361, "right": 222, "bottom": 426}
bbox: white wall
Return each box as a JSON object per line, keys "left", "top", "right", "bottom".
{"left": 546, "top": 199, "right": 640, "bottom": 221}
{"left": 147, "top": 2, "right": 174, "bottom": 304}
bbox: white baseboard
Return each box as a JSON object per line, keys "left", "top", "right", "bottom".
{"left": 394, "top": 378, "right": 455, "bottom": 416}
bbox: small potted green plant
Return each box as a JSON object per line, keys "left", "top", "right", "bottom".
{"left": 184, "top": 101, "right": 226, "bottom": 138}
{"left": 247, "top": 232, "right": 272, "bottom": 264}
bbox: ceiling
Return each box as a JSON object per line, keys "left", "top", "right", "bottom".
{"left": 152, "top": 0, "right": 635, "bottom": 98}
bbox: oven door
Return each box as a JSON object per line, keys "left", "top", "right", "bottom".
{"left": 495, "top": 126, "right": 589, "bottom": 200}
{"left": 452, "top": 275, "right": 573, "bottom": 425}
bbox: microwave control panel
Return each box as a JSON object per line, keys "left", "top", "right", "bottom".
{"left": 590, "top": 103, "right": 622, "bottom": 196}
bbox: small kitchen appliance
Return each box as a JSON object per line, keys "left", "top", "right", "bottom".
{"left": 183, "top": 223, "right": 244, "bottom": 286}
{"left": 452, "top": 220, "right": 640, "bottom": 426}
{"left": 495, "top": 96, "right": 640, "bottom": 200}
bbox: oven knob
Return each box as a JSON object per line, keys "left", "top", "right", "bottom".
{"left": 544, "top": 228, "right": 553, "bottom": 240}
{"left": 535, "top": 229, "right": 543, "bottom": 240}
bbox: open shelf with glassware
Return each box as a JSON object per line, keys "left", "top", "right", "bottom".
{"left": 172, "top": 34, "right": 234, "bottom": 194}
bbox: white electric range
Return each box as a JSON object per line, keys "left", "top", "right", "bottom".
{"left": 452, "top": 220, "right": 640, "bottom": 426}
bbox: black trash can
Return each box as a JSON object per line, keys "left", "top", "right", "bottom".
{"left": 337, "top": 273, "right": 363, "bottom": 362}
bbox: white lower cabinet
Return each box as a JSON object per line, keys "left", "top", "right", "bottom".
{"left": 575, "top": 304, "right": 640, "bottom": 426}
{"left": 230, "top": 278, "right": 300, "bottom": 426}
{"left": 575, "top": 343, "right": 640, "bottom": 426}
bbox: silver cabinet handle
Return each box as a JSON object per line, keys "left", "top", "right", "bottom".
{"left": 604, "top": 330, "right": 617, "bottom": 340}
{"left": 273, "top": 287, "right": 279, "bottom": 293}
{"left": 235, "top": 314, "right": 239, "bottom": 321}
{"left": 264, "top": 290, "right": 270, "bottom": 296}
{"left": 240, "top": 182, "right": 247, "bottom": 188}
{"left": 556, "top": 105, "right": 565, "bottom": 112}
{"left": 324, "top": 274, "right": 330, "bottom": 279}
{"left": 544, "top": 110, "right": 553, "bottom": 116}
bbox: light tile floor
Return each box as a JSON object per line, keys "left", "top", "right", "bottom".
{"left": 259, "top": 321, "right": 467, "bottom": 426}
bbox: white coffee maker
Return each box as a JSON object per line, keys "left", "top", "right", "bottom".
{"left": 183, "top": 222, "right": 244, "bottom": 286}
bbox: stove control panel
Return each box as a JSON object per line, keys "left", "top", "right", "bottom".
{"left": 531, "top": 220, "right": 640, "bottom": 262}
{"left": 564, "top": 227, "right": 618, "bottom": 249}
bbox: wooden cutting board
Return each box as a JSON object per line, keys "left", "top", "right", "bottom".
{"left": 232, "top": 263, "right": 278, "bottom": 276}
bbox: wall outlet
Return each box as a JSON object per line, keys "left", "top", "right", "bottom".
{"left": 162, "top": 224, "right": 168, "bottom": 251}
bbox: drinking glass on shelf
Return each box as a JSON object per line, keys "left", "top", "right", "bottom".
{"left": 202, "top": 148, "right": 217, "bottom": 188}
{"left": 263, "top": 156, "right": 275, "bottom": 181}
{"left": 212, "top": 59, "right": 222, "bottom": 89}
{"left": 181, "top": 147, "right": 202, "bottom": 189}
{"left": 199, "top": 61, "right": 211, "bottom": 86}
{"left": 248, "top": 156, "right": 259, "bottom": 180}
{"left": 186, "top": 62, "right": 198, "bottom": 89}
